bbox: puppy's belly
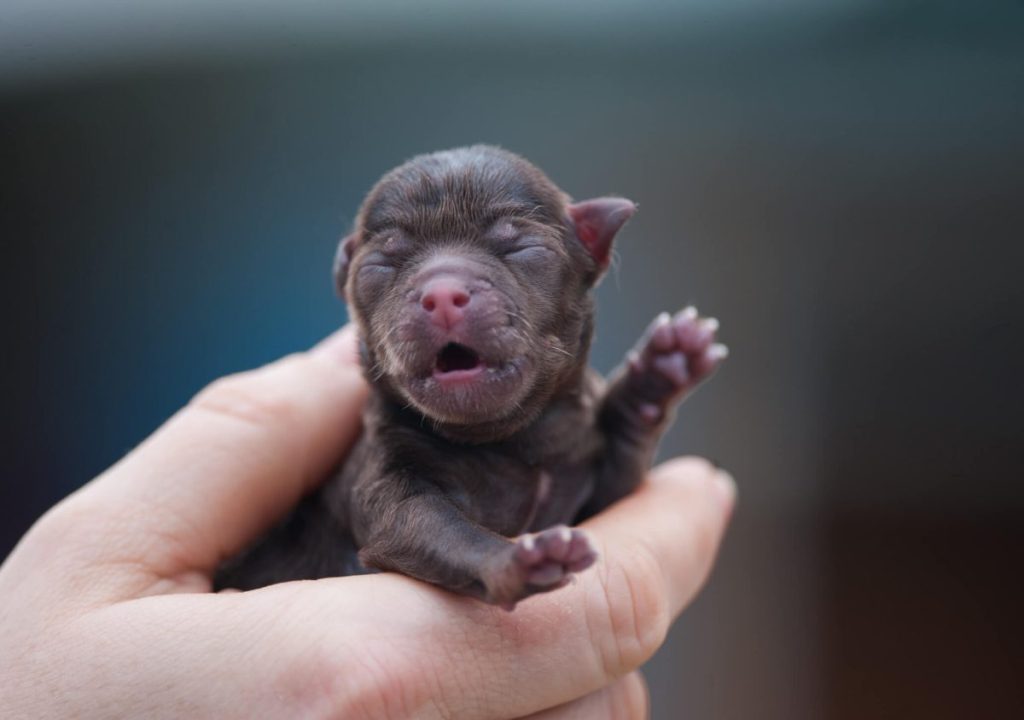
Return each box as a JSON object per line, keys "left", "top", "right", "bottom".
{"left": 525, "top": 465, "right": 596, "bottom": 533}
{"left": 447, "top": 463, "right": 596, "bottom": 538}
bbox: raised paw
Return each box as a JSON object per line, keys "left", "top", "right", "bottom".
{"left": 625, "top": 306, "right": 727, "bottom": 414}
{"left": 482, "top": 525, "right": 598, "bottom": 610}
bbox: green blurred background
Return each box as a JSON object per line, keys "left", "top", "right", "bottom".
{"left": 3, "top": 1, "right": 1023, "bottom": 717}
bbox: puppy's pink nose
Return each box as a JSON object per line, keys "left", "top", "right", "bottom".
{"left": 420, "top": 277, "right": 471, "bottom": 329}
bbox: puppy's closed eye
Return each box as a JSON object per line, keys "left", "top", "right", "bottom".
{"left": 503, "top": 242, "right": 553, "bottom": 263}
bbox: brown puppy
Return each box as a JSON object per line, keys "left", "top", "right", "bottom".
{"left": 215, "top": 146, "right": 726, "bottom": 608}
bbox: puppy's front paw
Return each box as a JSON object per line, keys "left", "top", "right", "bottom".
{"left": 626, "top": 306, "right": 727, "bottom": 416}
{"left": 482, "top": 526, "right": 597, "bottom": 610}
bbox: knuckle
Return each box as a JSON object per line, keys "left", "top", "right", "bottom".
{"left": 29, "top": 495, "right": 88, "bottom": 538}
{"left": 693, "top": 499, "right": 720, "bottom": 562}
{"left": 190, "top": 359, "right": 305, "bottom": 431}
{"left": 28, "top": 492, "right": 130, "bottom": 555}
{"left": 593, "top": 544, "right": 671, "bottom": 679}
{"left": 619, "top": 672, "right": 650, "bottom": 720}
{"left": 685, "top": 508, "right": 722, "bottom": 597}
{"left": 19, "top": 497, "right": 93, "bottom": 559}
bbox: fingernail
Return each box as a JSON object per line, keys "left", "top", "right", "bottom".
{"left": 713, "top": 469, "right": 737, "bottom": 519}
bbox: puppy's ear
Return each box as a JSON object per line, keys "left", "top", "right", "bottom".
{"left": 333, "top": 232, "right": 359, "bottom": 300}
{"left": 567, "top": 197, "right": 637, "bottom": 274}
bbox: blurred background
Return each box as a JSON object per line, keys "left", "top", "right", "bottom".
{"left": 2, "top": 0, "right": 1022, "bottom": 717}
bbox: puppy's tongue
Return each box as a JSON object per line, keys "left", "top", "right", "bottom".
{"left": 435, "top": 342, "right": 482, "bottom": 375}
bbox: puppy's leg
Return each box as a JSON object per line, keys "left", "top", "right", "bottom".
{"left": 213, "top": 494, "right": 361, "bottom": 590}
{"left": 585, "top": 307, "right": 726, "bottom": 515}
{"left": 356, "top": 489, "right": 596, "bottom": 609}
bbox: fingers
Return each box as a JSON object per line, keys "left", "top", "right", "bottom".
{"left": 519, "top": 672, "right": 648, "bottom": 720}
{"left": 73, "top": 581, "right": 651, "bottom": 720}
{"left": 34, "top": 325, "right": 367, "bottom": 584}
{"left": 177, "top": 456, "right": 731, "bottom": 720}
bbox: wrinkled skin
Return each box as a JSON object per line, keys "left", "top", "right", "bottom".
{"left": 216, "top": 146, "right": 727, "bottom": 607}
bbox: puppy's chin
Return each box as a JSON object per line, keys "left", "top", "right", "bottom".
{"left": 396, "top": 354, "right": 536, "bottom": 427}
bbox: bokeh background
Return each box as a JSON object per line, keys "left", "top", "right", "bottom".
{"left": 3, "top": 1, "right": 1022, "bottom": 717}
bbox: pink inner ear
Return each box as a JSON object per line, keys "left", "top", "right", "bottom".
{"left": 568, "top": 197, "right": 637, "bottom": 269}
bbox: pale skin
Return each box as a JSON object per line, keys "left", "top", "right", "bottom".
{"left": 0, "top": 325, "right": 735, "bottom": 719}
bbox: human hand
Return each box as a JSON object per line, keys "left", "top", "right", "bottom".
{"left": 0, "top": 326, "right": 735, "bottom": 719}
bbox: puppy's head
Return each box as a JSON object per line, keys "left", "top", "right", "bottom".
{"left": 335, "top": 145, "right": 635, "bottom": 441}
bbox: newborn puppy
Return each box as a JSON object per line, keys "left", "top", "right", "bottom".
{"left": 215, "top": 145, "right": 726, "bottom": 607}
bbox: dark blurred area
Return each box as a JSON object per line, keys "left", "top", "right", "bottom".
{"left": 2, "top": 0, "right": 1022, "bottom": 717}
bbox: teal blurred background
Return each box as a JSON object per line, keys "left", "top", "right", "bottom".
{"left": 3, "top": 1, "right": 1023, "bottom": 717}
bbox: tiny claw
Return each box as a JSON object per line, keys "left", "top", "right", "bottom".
{"left": 708, "top": 343, "right": 730, "bottom": 360}
{"left": 682, "top": 305, "right": 698, "bottom": 320}
{"left": 701, "top": 317, "right": 720, "bottom": 333}
{"left": 651, "top": 313, "right": 675, "bottom": 351}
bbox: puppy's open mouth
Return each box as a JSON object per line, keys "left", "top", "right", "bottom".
{"left": 406, "top": 337, "right": 530, "bottom": 420}
{"left": 434, "top": 342, "right": 484, "bottom": 378}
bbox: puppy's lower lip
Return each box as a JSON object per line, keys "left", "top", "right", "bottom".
{"left": 432, "top": 365, "right": 486, "bottom": 383}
